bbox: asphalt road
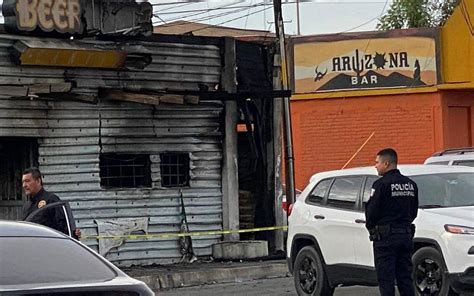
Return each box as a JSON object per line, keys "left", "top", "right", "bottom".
{"left": 159, "top": 276, "right": 392, "bottom": 296}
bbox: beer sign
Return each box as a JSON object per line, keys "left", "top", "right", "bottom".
{"left": 2, "top": 0, "right": 84, "bottom": 34}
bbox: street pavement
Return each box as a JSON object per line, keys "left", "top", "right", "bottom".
{"left": 158, "top": 277, "right": 390, "bottom": 296}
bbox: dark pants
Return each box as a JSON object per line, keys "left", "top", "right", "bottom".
{"left": 373, "top": 233, "right": 415, "bottom": 296}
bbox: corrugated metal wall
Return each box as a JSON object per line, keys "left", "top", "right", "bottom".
{"left": 0, "top": 96, "right": 223, "bottom": 266}
{"left": 0, "top": 34, "right": 224, "bottom": 266}
{"left": 0, "top": 34, "right": 221, "bottom": 94}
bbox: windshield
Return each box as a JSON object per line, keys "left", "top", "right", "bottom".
{"left": 412, "top": 173, "right": 474, "bottom": 208}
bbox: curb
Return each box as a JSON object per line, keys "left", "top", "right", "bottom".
{"left": 134, "top": 261, "right": 290, "bottom": 291}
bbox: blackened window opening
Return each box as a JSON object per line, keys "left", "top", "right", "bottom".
{"left": 100, "top": 154, "right": 151, "bottom": 188}
{"left": 160, "top": 153, "right": 189, "bottom": 187}
{"left": 0, "top": 138, "right": 38, "bottom": 202}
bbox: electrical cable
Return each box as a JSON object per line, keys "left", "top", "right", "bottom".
{"left": 186, "top": 5, "right": 273, "bottom": 34}
{"left": 244, "top": 0, "right": 254, "bottom": 29}
{"left": 154, "top": 2, "right": 265, "bottom": 25}
{"left": 154, "top": 0, "right": 249, "bottom": 24}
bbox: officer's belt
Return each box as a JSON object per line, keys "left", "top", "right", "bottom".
{"left": 390, "top": 227, "right": 412, "bottom": 234}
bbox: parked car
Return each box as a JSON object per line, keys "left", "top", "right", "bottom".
{"left": 0, "top": 220, "right": 154, "bottom": 295}
{"left": 424, "top": 147, "right": 474, "bottom": 167}
{"left": 287, "top": 165, "right": 474, "bottom": 296}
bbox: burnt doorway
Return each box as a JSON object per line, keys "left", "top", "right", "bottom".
{"left": 237, "top": 97, "right": 276, "bottom": 245}
{"left": 0, "top": 138, "right": 38, "bottom": 220}
{"left": 235, "top": 40, "right": 277, "bottom": 249}
{"left": 238, "top": 126, "right": 257, "bottom": 240}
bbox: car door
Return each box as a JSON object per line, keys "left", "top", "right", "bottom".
{"left": 309, "top": 176, "right": 364, "bottom": 266}
{"left": 354, "top": 175, "right": 379, "bottom": 267}
{"left": 24, "top": 201, "right": 77, "bottom": 238}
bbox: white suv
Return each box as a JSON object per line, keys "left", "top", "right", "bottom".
{"left": 287, "top": 165, "right": 474, "bottom": 296}
{"left": 424, "top": 148, "right": 474, "bottom": 167}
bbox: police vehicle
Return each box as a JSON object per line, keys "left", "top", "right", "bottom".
{"left": 286, "top": 165, "right": 474, "bottom": 296}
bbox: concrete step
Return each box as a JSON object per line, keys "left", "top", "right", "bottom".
{"left": 126, "top": 260, "right": 290, "bottom": 291}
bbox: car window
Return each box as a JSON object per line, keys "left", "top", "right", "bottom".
{"left": 0, "top": 237, "right": 116, "bottom": 286}
{"left": 412, "top": 173, "right": 474, "bottom": 207}
{"left": 426, "top": 161, "right": 450, "bottom": 165}
{"left": 327, "top": 176, "right": 363, "bottom": 209}
{"left": 306, "top": 178, "right": 332, "bottom": 204}
{"left": 453, "top": 160, "right": 474, "bottom": 167}
{"left": 363, "top": 176, "right": 379, "bottom": 203}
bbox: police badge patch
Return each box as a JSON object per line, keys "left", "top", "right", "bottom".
{"left": 38, "top": 200, "right": 46, "bottom": 208}
{"left": 370, "top": 188, "right": 375, "bottom": 198}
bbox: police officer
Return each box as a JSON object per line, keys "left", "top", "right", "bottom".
{"left": 22, "top": 167, "right": 81, "bottom": 239}
{"left": 365, "top": 148, "right": 418, "bottom": 296}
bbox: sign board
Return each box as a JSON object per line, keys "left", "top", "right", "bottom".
{"left": 2, "top": 0, "right": 84, "bottom": 34}
{"left": 293, "top": 33, "right": 438, "bottom": 94}
{"left": 2, "top": 0, "right": 153, "bottom": 37}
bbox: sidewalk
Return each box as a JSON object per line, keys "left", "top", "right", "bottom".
{"left": 123, "top": 259, "right": 290, "bottom": 292}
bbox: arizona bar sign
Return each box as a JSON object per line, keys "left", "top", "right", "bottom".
{"left": 293, "top": 30, "right": 439, "bottom": 94}
{"left": 2, "top": 0, "right": 84, "bottom": 34}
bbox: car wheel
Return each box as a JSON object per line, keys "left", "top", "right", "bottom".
{"left": 412, "top": 247, "right": 458, "bottom": 296}
{"left": 293, "top": 246, "right": 333, "bottom": 296}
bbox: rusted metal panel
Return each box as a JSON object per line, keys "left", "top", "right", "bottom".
{"left": 0, "top": 97, "right": 224, "bottom": 266}
{"left": 0, "top": 32, "right": 225, "bottom": 266}
{"left": 0, "top": 34, "right": 221, "bottom": 96}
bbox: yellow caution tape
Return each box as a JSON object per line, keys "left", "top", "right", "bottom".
{"left": 82, "top": 225, "right": 288, "bottom": 240}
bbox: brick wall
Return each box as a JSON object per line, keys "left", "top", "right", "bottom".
{"left": 441, "top": 91, "right": 474, "bottom": 148}
{"left": 291, "top": 92, "right": 443, "bottom": 189}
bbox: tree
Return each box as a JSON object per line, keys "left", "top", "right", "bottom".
{"left": 377, "top": 0, "right": 459, "bottom": 30}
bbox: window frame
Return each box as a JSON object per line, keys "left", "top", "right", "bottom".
{"left": 160, "top": 152, "right": 190, "bottom": 188}
{"left": 453, "top": 160, "right": 474, "bottom": 167}
{"left": 426, "top": 161, "right": 450, "bottom": 165}
{"left": 325, "top": 176, "right": 365, "bottom": 211}
{"left": 305, "top": 178, "right": 334, "bottom": 206}
{"left": 99, "top": 153, "right": 152, "bottom": 189}
{"left": 357, "top": 175, "right": 380, "bottom": 211}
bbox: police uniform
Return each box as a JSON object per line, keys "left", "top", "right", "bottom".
{"left": 365, "top": 169, "right": 419, "bottom": 296}
{"left": 22, "top": 188, "right": 68, "bottom": 235}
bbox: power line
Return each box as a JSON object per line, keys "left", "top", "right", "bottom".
{"left": 154, "top": 2, "right": 268, "bottom": 26}
{"left": 186, "top": 5, "right": 273, "bottom": 34}
{"left": 159, "top": 2, "right": 196, "bottom": 13}
{"left": 154, "top": 7, "right": 250, "bottom": 25}
{"left": 154, "top": 1, "right": 250, "bottom": 25}
{"left": 151, "top": 1, "right": 210, "bottom": 6}
{"left": 155, "top": 1, "right": 270, "bottom": 15}
{"left": 152, "top": 0, "right": 390, "bottom": 34}
{"left": 155, "top": 14, "right": 168, "bottom": 24}
{"left": 342, "top": 0, "right": 389, "bottom": 32}
{"left": 244, "top": 0, "right": 255, "bottom": 29}
{"left": 154, "top": 1, "right": 389, "bottom": 15}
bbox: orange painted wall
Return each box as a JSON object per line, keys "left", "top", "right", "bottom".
{"left": 441, "top": 91, "right": 474, "bottom": 148}
{"left": 291, "top": 92, "right": 444, "bottom": 190}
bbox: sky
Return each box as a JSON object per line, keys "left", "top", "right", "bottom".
{"left": 0, "top": 0, "right": 393, "bottom": 36}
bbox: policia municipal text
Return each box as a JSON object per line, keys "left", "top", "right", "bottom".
{"left": 365, "top": 148, "right": 419, "bottom": 296}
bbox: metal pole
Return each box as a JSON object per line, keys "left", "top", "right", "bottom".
{"left": 273, "top": 0, "right": 296, "bottom": 208}
{"left": 296, "top": 0, "right": 301, "bottom": 35}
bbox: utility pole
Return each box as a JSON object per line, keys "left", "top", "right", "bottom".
{"left": 273, "top": 0, "right": 296, "bottom": 211}
{"left": 296, "top": 0, "right": 301, "bottom": 35}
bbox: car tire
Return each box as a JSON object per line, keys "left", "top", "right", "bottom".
{"left": 412, "top": 247, "right": 458, "bottom": 296}
{"left": 293, "top": 246, "right": 334, "bottom": 296}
